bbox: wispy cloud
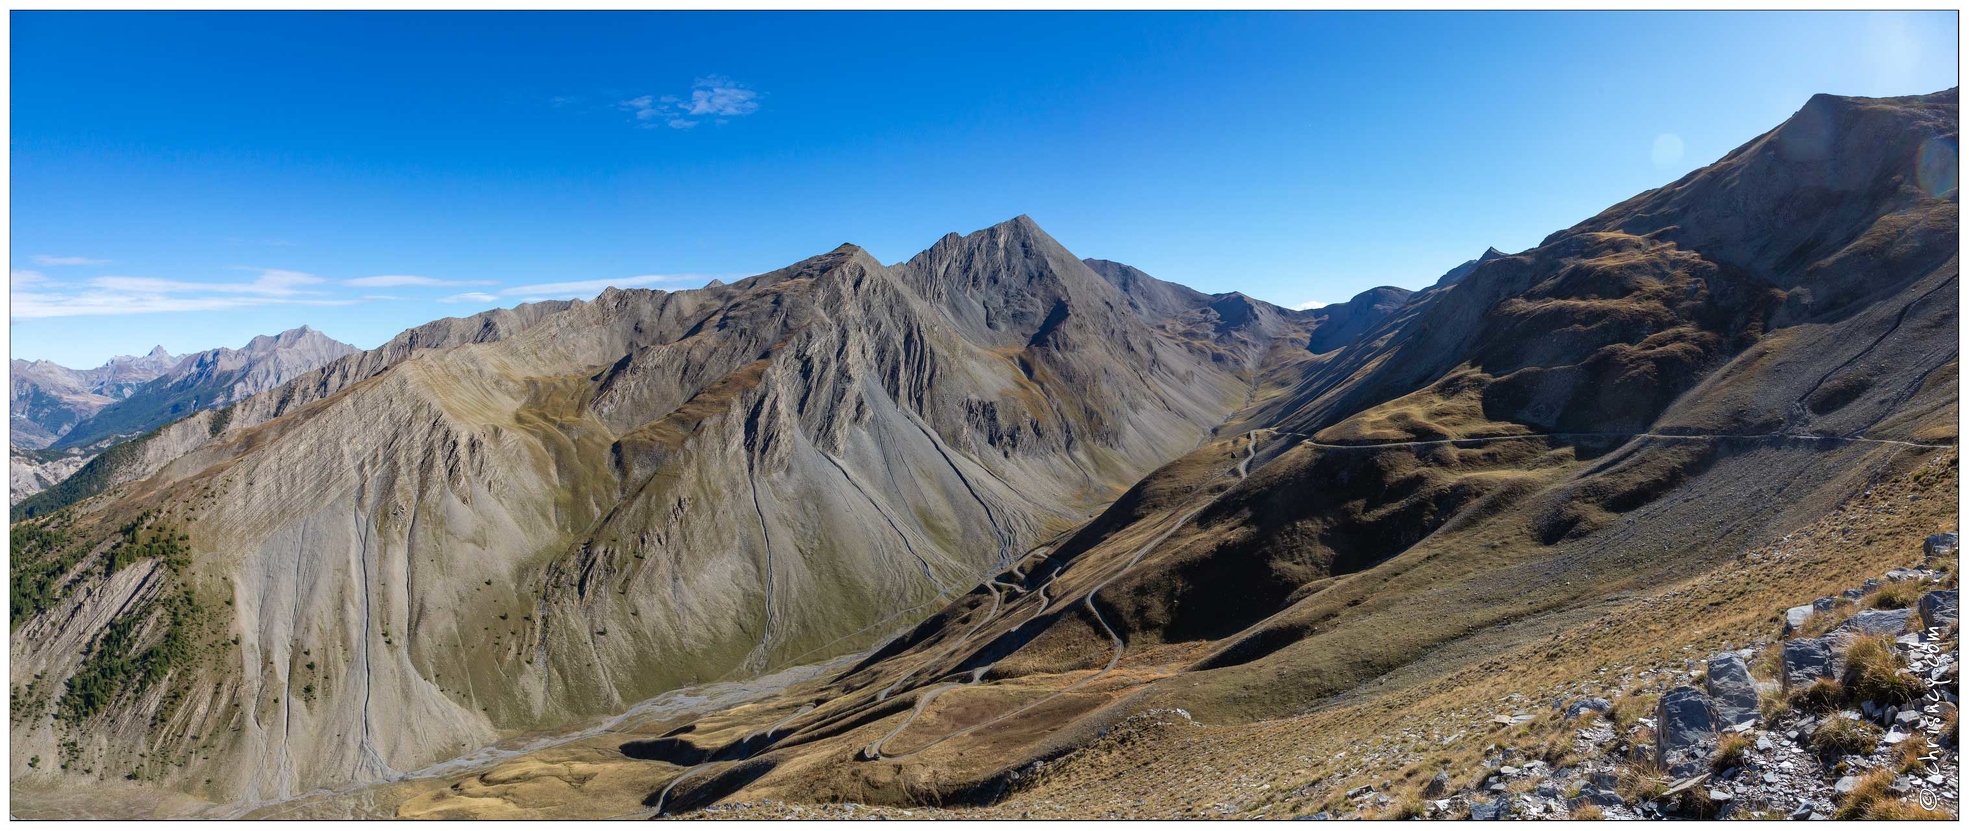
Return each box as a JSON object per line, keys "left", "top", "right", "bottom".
{"left": 439, "top": 274, "right": 719, "bottom": 305}
{"left": 10, "top": 268, "right": 357, "bottom": 319}
{"left": 620, "top": 76, "right": 760, "bottom": 130}
{"left": 1294, "top": 300, "right": 1328, "bottom": 310}
{"left": 344, "top": 274, "right": 493, "bottom": 288}
{"left": 90, "top": 268, "right": 328, "bottom": 297}
{"left": 440, "top": 291, "right": 501, "bottom": 304}
{"left": 32, "top": 255, "right": 110, "bottom": 266}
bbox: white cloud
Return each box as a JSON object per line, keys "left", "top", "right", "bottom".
{"left": 621, "top": 76, "right": 760, "bottom": 130}
{"left": 438, "top": 274, "right": 719, "bottom": 306}
{"left": 440, "top": 291, "right": 501, "bottom": 304}
{"left": 1294, "top": 300, "right": 1328, "bottom": 310}
{"left": 91, "top": 268, "right": 327, "bottom": 298}
{"left": 13, "top": 270, "right": 52, "bottom": 286}
{"left": 499, "top": 274, "right": 707, "bottom": 297}
{"left": 344, "top": 274, "right": 492, "bottom": 288}
{"left": 32, "top": 255, "right": 110, "bottom": 266}
{"left": 10, "top": 268, "right": 357, "bottom": 319}
{"left": 11, "top": 290, "right": 357, "bottom": 319}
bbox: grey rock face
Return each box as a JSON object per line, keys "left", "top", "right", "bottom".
{"left": 1833, "top": 608, "right": 1915, "bottom": 639}
{"left": 1782, "top": 638, "right": 1836, "bottom": 691}
{"left": 1705, "top": 654, "right": 1760, "bottom": 726}
{"left": 1925, "top": 532, "right": 1959, "bottom": 559}
{"left": 1423, "top": 770, "right": 1451, "bottom": 797}
{"left": 1656, "top": 686, "right": 1720, "bottom": 777}
{"left": 1566, "top": 697, "right": 1613, "bottom": 719}
{"left": 1920, "top": 589, "right": 1959, "bottom": 631}
{"left": 1784, "top": 604, "right": 1817, "bottom": 635}
{"left": 1469, "top": 795, "right": 1513, "bottom": 821}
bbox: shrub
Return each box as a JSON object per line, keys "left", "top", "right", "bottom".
{"left": 1807, "top": 717, "right": 1883, "bottom": 759}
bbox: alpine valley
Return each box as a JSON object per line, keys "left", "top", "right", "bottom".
{"left": 8, "top": 89, "right": 1961, "bottom": 821}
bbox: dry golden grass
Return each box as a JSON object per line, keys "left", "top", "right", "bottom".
{"left": 1807, "top": 717, "right": 1883, "bottom": 759}
{"left": 1869, "top": 582, "right": 1924, "bottom": 610}
{"left": 1833, "top": 768, "right": 1896, "bottom": 820}
{"left": 1843, "top": 635, "right": 1924, "bottom": 705}
{"left": 1711, "top": 732, "right": 1752, "bottom": 772}
{"left": 1789, "top": 677, "right": 1846, "bottom": 714}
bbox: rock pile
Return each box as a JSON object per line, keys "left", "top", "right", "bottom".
{"left": 1396, "top": 533, "right": 1959, "bottom": 820}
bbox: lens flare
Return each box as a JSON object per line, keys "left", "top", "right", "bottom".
{"left": 1916, "top": 135, "right": 1958, "bottom": 197}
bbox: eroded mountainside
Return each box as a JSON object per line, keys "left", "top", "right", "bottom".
{"left": 8, "top": 216, "right": 1418, "bottom": 810}
{"left": 8, "top": 89, "right": 1957, "bottom": 820}
{"left": 191, "top": 88, "right": 1958, "bottom": 822}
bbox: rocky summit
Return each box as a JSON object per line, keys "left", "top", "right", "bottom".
{"left": 7, "top": 88, "right": 1960, "bottom": 822}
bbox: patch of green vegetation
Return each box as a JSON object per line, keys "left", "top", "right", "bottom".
{"left": 56, "top": 588, "right": 206, "bottom": 726}
{"left": 55, "top": 374, "right": 236, "bottom": 451}
{"left": 10, "top": 518, "right": 90, "bottom": 628}
{"left": 207, "top": 403, "right": 236, "bottom": 437}
{"left": 12, "top": 428, "right": 158, "bottom": 521}
{"left": 103, "top": 513, "right": 192, "bottom": 576}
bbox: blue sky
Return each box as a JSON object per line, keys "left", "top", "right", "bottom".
{"left": 10, "top": 11, "right": 1959, "bottom": 367}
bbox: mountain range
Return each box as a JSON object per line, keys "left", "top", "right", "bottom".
{"left": 9, "top": 327, "right": 358, "bottom": 507}
{"left": 6, "top": 88, "right": 1959, "bottom": 820}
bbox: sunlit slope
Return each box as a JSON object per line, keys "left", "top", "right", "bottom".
{"left": 10, "top": 217, "right": 1358, "bottom": 807}
{"left": 541, "top": 89, "right": 1958, "bottom": 816}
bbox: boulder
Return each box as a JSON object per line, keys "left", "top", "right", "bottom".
{"left": 1565, "top": 697, "right": 1613, "bottom": 719}
{"left": 1781, "top": 638, "right": 1835, "bottom": 691}
{"left": 1655, "top": 686, "right": 1720, "bottom": 777}
{"left": 1584, "top": 788, "right": 1625, "bottom": 807}
{"left": 1705, "top": 654, "right": 1760, "bottom": 726}
{"left": 1832, "top": 608, "right": 1914, "bottom": 639}
{"left": 1925, "top": 533, "right": 1958, "bottom": 559}
{"left": 1783, "top": 605, "right": 1816, "bottom": 635}
{"left": 1812, "top": 597, "right": 1838, "bottom": 613}
{"left": 1423, "top": 770, "right": 1451, "bottom": 797}
{"left": 1470, "top": 795, "right": 1513, "bottom": 821}
{"left": 1919, "top": 589, "right": 1958, "bottom": 631}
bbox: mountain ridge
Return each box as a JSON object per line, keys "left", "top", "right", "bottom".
{"left": 6, "top": 87, "right": 1958, "bottom": 820}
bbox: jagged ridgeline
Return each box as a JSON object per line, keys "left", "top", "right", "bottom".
{"left": 308, "top": 88, "right": 1948, "bottom": 821}
{"left": 10, "top": 214, "right": 1396, "bottom": 805}
{"left": 8, "top": 88, "right": 1957, "bottom": 820}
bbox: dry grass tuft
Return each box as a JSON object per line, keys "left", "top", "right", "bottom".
{"left": 1832, "top": 768, "right": 1895, "bottom": 820}
{"left": 1570, "top": 803, "right": 1605, "bottom": 820}
{"left": 1711, "top": 732, "right": 1752, "bottom": 772}
{"left": 1865, "top": 799, "right": 1957, "bottom": 820}
{"left": 1615, "top": 759, "right": 1669, "bottom": 803}
{"left": 1807, "top": 717, "right": 1883, "bottom": 759}
{"left": 1868, "top": 583, "right": 1923, "bottom": 610}
{"left": 1842, "top": 635, "right": 1922, "bottom": 705}
{"left": 1789, "top": 677, "right": 1846, "bottom": 713}
{"left": 1610, "top": 692, "right": 1658, "bottom": 731}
